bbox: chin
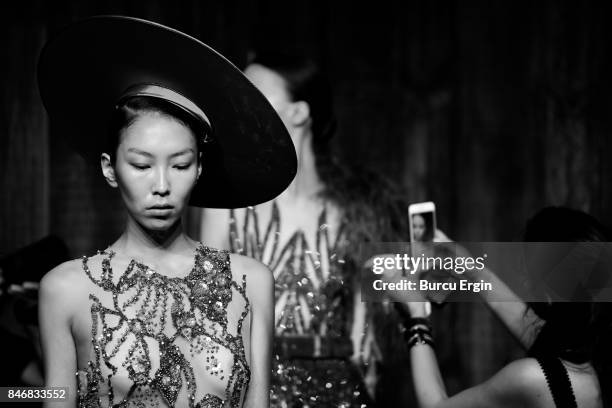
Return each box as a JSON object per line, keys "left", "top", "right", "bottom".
{"left": 141, "top": 217, "right": 180, "bottom": 232}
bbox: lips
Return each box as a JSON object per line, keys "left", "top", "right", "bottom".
{"left": 147, "top": 205, "right": 174, "bottom": 216}
{"left": 149, "top": 204, "right": 174, "bottom": 210}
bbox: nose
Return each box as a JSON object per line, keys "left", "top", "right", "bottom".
{"left": 152, "top": 168, "right": 170, "bottom": 196}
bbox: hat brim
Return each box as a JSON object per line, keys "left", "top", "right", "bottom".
{"left": 38, "top": 15, "right": 297, "bottom": 208}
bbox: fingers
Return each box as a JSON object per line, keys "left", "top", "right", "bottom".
{"left": 433, "top": 229, "right": 452, "bottom": 243}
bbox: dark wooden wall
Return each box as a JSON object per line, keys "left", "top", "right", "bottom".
{"left": 1, "top": 0, "right": 610, "bottom": 404}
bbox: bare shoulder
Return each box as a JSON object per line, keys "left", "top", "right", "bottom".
{"left": 483, "top": 358, "right": 551, "bottom": 407}
{"left": 40, "top": 258, "right": 86, "bottom": 297}
{"left": 494, "top": 358, "right": 547, "bottom": 387}
{"left": 39, "top": 258, "right": 92, "bottom": 321}
{"left": 229, "top": 254, "right": 273, "bottom": 300}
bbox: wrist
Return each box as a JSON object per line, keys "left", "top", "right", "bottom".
{"left": 401, "top": 317, "right": 434, "bottom": 349}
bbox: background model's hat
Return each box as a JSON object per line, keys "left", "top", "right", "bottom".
{"left": 38, "top": 15, "right": 297, "bottom": 208}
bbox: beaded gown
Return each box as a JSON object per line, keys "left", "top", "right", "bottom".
{"left": 229, "top": 202, "right": 376, "bottom": 407}
{"left": 76, "top": 244, "right": 251, "bottom": 408}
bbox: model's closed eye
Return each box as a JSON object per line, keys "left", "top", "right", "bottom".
{"left": 131, "top": 163, "right": 151, "bottom": 170}
{"left": 173, "top": 163, "right": 192, "bottom": 170}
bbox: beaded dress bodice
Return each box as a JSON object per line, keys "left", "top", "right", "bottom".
{"left": 229, "top": 201, "right": 350, "bottom": 338}
{"left": 77, "top": 244, "right": 250, "bottom": 408}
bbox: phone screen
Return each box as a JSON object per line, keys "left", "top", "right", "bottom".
{"left": 408, "top": 202, "right": 437, "bottom": 270}
{"left": 408, "top": 202, "right": 436, "bottom": 244}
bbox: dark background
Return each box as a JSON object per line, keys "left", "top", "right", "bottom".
{"left": 1, "top": 0, "right": 610, "bottom": 405}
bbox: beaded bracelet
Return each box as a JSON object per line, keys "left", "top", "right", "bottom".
{"left": 400, "top": 317, "right": 434, "bottom": 349}
{"left": 407, "top": 331, "right": 434, "bottom": 349}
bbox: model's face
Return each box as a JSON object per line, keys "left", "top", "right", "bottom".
{"left": 244, "top": 63, "right": 294, "bottom": 132}
{"left": 111, "top": 113, "right": 200, "bottom": 231}
{"left": 412, "top": 214, "right": 426, "bottom": 242}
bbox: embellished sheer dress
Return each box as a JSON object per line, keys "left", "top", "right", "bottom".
{"left": 229, "top": 202, "right": 375, "bottom": 407}
{"left": 76, "top": 244, "right": 250, "bottom": 408}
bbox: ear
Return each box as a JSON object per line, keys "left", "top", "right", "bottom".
{"left": 289, "top": 101, "right": 311, "bottom": 127}
{"left": 101, "top": 153, "right": 118, "bottom": 188}
{"left": 196, "top": 154, "right": 203, "bottom": 181}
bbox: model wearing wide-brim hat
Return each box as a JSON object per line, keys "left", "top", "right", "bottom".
{"left": 38, "top": 15, "right": 297, "bottom": 209}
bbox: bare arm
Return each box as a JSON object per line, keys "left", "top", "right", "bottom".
{"left": 199, "top": 208, "right": 231, "bottom": 250}
{"left": 350, "top": 279, "right": 381, "bottom": 398}
{"left": 239, "top": 256, "right": 273, "bottom": 408}
{"left": 435, "top": 231, "right": 544, "bottom": 349}
{"left": 39, "top": 264, "right": 78, "bottom": 408}
{"left": 465, "top": 266, "right": 543, "bottom": 349}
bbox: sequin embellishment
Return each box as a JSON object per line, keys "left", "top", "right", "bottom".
{"left": 230, "top": 202, "right": 349, "bottom": 337}
{"left": 77, "top": 244, "right": 250, "bottom": 408}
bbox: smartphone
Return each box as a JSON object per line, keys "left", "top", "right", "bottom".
{"left": 408, "top": 201, "right": 448, "bottom": 305}
{"left": 408, "top": 201, "right": 436, "bottom": 244}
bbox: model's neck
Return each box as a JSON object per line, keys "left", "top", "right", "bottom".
{"left": 114, "top": 217, "right": 193, "bottom": 260}
{"left": 279, "top": 130, "right": 323, "bottom": 202}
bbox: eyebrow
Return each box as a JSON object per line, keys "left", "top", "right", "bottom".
{"left": 126, "top": 148, "right": 195, "bottom": 158}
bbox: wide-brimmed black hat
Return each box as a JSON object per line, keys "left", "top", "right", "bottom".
{"left": 38, "top": 15, "right": 296, "bottom": 208}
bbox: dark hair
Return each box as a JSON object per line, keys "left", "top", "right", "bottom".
{"left": 525, "top": 207, "right": 612, "bottom": 404}
{"left": 106, "top": 96, "right": 207, "bottom": 163}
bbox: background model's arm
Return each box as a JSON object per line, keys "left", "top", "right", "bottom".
{"left": 39, "top": 264, "right": 78, "bottom": 408}
{"left": 350, "top": 282, "right": 382, "bottom": 398}
{"left": 239, "top": 256, "right": 274, "bottom": 408}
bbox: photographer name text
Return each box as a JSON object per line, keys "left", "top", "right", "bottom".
{"left": 372, "top": 279, "right": 493, "bottom": 293}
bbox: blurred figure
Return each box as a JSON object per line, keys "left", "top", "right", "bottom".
{"left": 0, "top": 235, "right": 68, "bottom": 391}
{"left": 201, "top": 51, "right": 407, "bottom": 407}
{"left": 412, "top": 214, "right": 426, "bottom": 242}
{"left": 400, "top": 207, "right": 611, "bottom": 407}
